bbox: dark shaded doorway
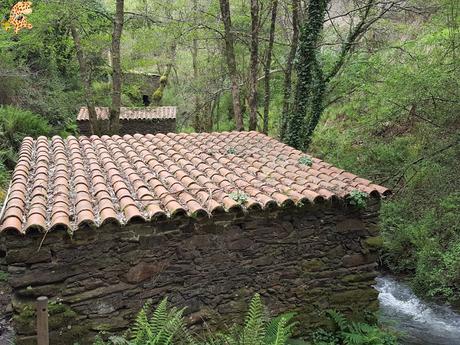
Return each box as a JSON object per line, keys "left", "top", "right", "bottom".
{"left": 143, "top": 95, "right": 150, "bottom": 106}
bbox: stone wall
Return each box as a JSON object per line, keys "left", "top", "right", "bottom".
{"left": 78, "top": 119, "right": 176, "bottom": 136}
{"left": 0, "top": 202, "right": 382, "bottom": 345}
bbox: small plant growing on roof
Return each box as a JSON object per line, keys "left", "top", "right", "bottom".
{"left": 227, "top": 147, "right": 237, "bottom": 155}
{"left": 347, "top": 190, "right": 369, "bottom": 209}
{"left": 298, "top": 155, "right": 313, "bottom": 166}
{"left": 229, "top": 190, "right": 248, "bottom": 204}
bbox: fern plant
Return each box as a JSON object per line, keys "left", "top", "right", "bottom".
{"left": 311, "top": 310, "right": 398, "bottom": 345}
{"left": 201, "top": 294, "right": 297, "bottom": 345}
{"left": 93, "top": 298, "right": 194, "bottom": 345}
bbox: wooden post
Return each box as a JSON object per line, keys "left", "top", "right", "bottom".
{"left": 36, "top": 296, "right": 49, "bottom": 345}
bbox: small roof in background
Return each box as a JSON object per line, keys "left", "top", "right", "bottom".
{"left": 0, "top": 131, "right": 389, "bottom": 235}
{"left": 77, "top": 106, "right": 177, "bottom": 121}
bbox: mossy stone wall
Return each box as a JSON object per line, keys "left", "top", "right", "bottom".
{"left": 78, "top": 118, "right": 176, "bottom": 136}
{"left": 0, "top": 202, "right": 382, "bottom": 344}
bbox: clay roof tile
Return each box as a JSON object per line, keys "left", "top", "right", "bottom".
{"left": 0, "top": 132, "right": 390, "bottom": 234}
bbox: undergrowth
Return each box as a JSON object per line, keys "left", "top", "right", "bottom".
{"left": 93, "top": 297, "right": 397, "bottom": 345}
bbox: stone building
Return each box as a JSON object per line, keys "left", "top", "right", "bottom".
{"left": 0, "top": 131, "right": 389, "bottom": 345}
{"left": 77, "top": 106, "right": 176, "bottom": 136}
{"left": 122, "top": 71, "right": 161, "bottom": 106}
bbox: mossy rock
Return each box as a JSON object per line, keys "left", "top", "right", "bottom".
{"left": 341, "top": 271, "right": 376, "bottom": 283}
{"left": 159, "top": 75, "right": 168, "bottom": 84}
{"left": 14, "top": 300, "right": 78, "bottom": 334}
{"left": 49, "top": 324, "right": 90, "bottom": 345}
{"left": 152, "top": 88, "right": 164, "bottom": 104}
{"left": 48, "top": 302, "right": 77, "bottom": 330}
{"left": 363, "top": 236, "right": 384, "bottom": 249}
{"left": 302, "top": 259, "right": 325, "bottom": 272}
{"left": 329, "top": 288, "right": 378, "bottom": 304}
{"left": 13, "top": 304, "right": 35, "bottom": 335}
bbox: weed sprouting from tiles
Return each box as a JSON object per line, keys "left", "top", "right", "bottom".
{"left": 226, "top": 147, "right": 237, "bottom": 155}
{"left": 229, "top": 191, "right": 248, "bottom": 204}
{"left": 298, "top": 156, "right": 313, "bottom": 166}
{"left": 347, "top": 190, "right": 369, "bottom": 209}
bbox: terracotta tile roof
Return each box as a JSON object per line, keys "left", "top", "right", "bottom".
{"left": 0, "top": 131, "right": 389, "bottom": 234}
{"left": 77, "top": 106, "right": 176, "bottom": 121}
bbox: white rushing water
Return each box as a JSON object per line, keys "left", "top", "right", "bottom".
{"left": 375, "top": 276, "right": 460, "bottom": 345}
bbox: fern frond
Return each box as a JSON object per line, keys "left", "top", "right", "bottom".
{"left": 326, "top": 310, "right": 348, "bottom": 332}
{"left": 265, "top": 312, "right": 297, "bottom": 345}
{"left": 242, "top": 293, "right": 266, "bottom": 345}
{"left": 152, "top": 306, "right": 187, "bottom": 345}
{"left": 150, "top": 298, "right": 169, "bottom": 336}
{"left": 131, "top": 302, "right": 152, "bottom": 344}
{"left": 93, "top": 335, "right": 107, "bottom": 345}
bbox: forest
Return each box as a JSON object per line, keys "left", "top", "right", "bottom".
{"left": 0, "top": 0, "right": 459, "bottom": 344}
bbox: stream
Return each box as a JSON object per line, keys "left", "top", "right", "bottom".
{"left": 375, "top": 276, "right": 460, "bottom": 345}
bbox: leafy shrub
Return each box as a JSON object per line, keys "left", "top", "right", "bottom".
{"left": 0, "top": 106, "right": 52, "bottom": 196}
{"left": 0, "top": 105, "right": 52, "bottom": 153}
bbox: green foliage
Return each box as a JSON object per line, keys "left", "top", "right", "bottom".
{"left": 347, "top": 191, "right": 368, "bottom": 209}
{"left": 0, "top": 105, "right": 52, "bottom": 153}
{"left": 229, "top": 190, "right": 249, "bottom": 204}
{"left": 93, "top": 295, "right": 298, "bottom": 345}
{"left": 309, "top": 1, "right": 460, "bottom": 301}
{"left": 283, "top": 0, "right": 328, "bottom": 151}
{"left": 0, "top": 270, "right": 8, "bottom": 282}
{"left": 311, "top": 311, "right": 398, "bottom": 345}
{"left": 298, "top": 156, "right": 313, "bottom": 166}
{"left": 0, "top": 106, "right": 52, "bottom": 197}
{"left": 153, "top": 87, "right": 165, "bottom": 105}
{"left": 93, "top": 298, "right": 192, "bottom": 345}
{"left": 160, "top": 76, "right": 168, "bottom": 85}
{"left": 226, "top": 147, "right": 237, "bottom": 155}
{"left": 201, "top": 294, "right": 297, "bottom": 345}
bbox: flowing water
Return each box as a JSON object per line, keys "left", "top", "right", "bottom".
{"left": 375, "top": 276, "right": 460, "bottom": 345}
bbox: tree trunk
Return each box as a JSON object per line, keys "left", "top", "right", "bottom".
{"left": 279, "top": 0, "right": 300, "bottom": 140}
{"left": 70, "top": 23, "right": 100, "bottom": 135}
{"left": 109, "top": 0, "right": 124, "bottom": 135}
{"left": 219, "top": 0, "right": 244, "bottom": 131}
{"left": 192, "top": 36, "right": 202, "bottom": 131}
{"left": 262, "top": 0, "right": 278, "bottom": 134}
{"left": 248, "top": 0, "right": 260, "bottom": 131}
{"left": 284, "top": 0, "right": 328, "bottom": 151}
{"left": 191, "top": 0, "right": 202, "bottom": 132}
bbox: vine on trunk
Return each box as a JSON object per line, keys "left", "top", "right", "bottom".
{"left": 283, "top": 0, "right": 329, "bottom": 152}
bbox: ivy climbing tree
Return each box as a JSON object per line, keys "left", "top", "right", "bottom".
{"left": 283, "top": 0, "right": 329, "bottom": 151}
{"left": 282, "top": 0, "right": 397, "bottom": 151}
